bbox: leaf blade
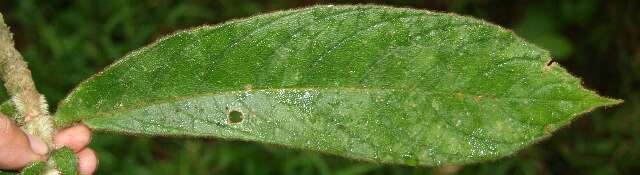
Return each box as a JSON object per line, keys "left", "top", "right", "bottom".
{"left": 19, "top": 161, "right": 47, "bottom": 175}
{"left": 50, "top": 147, "right": 78, "bottom": 175}
{"left": 55, "top": 5, "right": 621, "bottom": 166}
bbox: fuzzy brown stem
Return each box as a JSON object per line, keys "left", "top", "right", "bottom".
{"left": 0, "top": 13, "right": 53, "bottom": 146}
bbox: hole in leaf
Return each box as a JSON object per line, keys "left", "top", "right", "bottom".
{"left": 544, "top": 60, "right": 557, "bottom": 71}
{"left": 228, "top": 110, "right": 244, "bottom": 124}
{"left": 545, "top": 60, "right": 556, "bottom": 67}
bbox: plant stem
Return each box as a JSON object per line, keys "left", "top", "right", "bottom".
{"left": 0, "top": 12, "right": 53, "bottom": 148}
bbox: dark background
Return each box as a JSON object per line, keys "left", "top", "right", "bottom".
{"left": 1, "top": 0, "right": 638, "bottom": 174}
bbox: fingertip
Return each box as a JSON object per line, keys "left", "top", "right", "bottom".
{"left": 54, "top": 124, "right": 92, "bottom": 152}
{"left": 77, "top": 148, "right": 98, "bottom": 175}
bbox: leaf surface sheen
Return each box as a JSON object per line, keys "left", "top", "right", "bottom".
{"left": 55, "top": 5, "right": 620, "bottom": 166}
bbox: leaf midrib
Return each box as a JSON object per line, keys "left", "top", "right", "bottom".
{"left": 70, "top": 85, "right": 594, "bottom": 120}
{"left": 78, "top": 85, "right": 553, "bottom": 146}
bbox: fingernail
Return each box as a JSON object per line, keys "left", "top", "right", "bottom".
{"left": 27, "top": 135, "right": 49, "bottom": 155}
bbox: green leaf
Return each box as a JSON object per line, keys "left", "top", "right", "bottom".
{"left": 19, "top": 161, "right": 47, "bottom": 175}
{"left": 0, "top": 100, "right": 23, "bottom": 126}
{"left": 0, "top": 100, "right": 16, "bottom": 118}
{"left": 54, "top": 5, "right": 621, "bottom": 166}
{"left": 0, "top": 170, "right": 17, "bottom": 175}
{"left": 50, "top": 147, "right": 78, "bottom": 175}
{"left": 7, "top": 148, "right": 78, "bottom": 175}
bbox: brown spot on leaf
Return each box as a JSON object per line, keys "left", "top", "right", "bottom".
{"left": 544, "top": 60, "right": 557, "bottom": 70}
{"left": 543, "top": 124, "right": 556, "bottom": 136}
{"left": 455, "top": 92, "right": 465, "bottom": 101}
{"left": 473, "top": 96, "right": 482, "bottom": 103}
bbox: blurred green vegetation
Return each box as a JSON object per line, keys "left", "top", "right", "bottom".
{"left": 1, "top": 0, "right": 638, "bottom": 174}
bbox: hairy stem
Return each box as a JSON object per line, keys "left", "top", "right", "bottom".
{"left": 0, "top": 13, "right": 53, "bottom": 147}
